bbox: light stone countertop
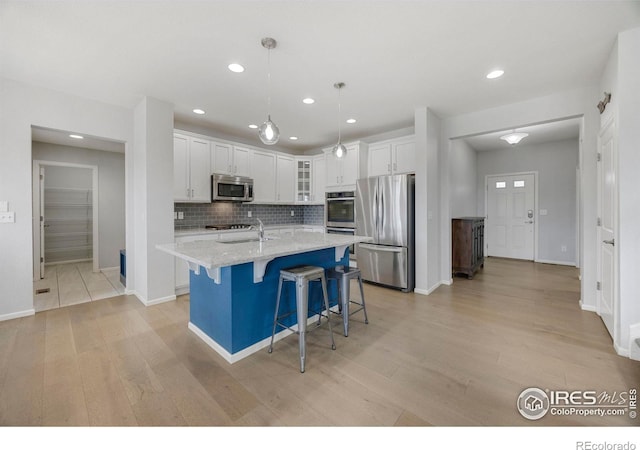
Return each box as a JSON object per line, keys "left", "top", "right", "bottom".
{"left": 174, "top": 224, "right": 323, "bottom": 238}
{"left": 157, "top": 229, "right": 370, "bottom": 275}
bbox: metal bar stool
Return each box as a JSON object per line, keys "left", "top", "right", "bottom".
{"left": 326, "top": 265, "right": 369, "bottom": 337}
{"left": 268, "top": 265, "right": 336, "bottom": 373}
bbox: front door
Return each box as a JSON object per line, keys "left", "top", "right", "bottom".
{"left": 597, "top": 117, "right": 616, "bottom": 339}
{"left": 486, "top": 173, "right": 535, "bottom": 260}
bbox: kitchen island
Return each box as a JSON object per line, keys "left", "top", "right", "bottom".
{"left": 156, "top": 229, "right": 371, "bottom": 363}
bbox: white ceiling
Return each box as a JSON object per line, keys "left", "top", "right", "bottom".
{"left": 31, "top": 126, "right": 126, "bottom": 153}
{"left": 461, "top": 117, "right": 581, "bottom": 151}
{"left": 2, "top": 1, "right": 639, "bottom": 152}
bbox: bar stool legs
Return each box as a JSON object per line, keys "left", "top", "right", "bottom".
{"left": 268, "top": 266, "right": 336, "bottom": 373}
{"left": 328, "top": 266, "right": 369, "bottom": 337}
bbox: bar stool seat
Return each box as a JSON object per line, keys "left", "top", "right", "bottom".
{"left": 326, "top": 265, "right": 369, "bottom": 337}
{"left": 268, "top": 265, "right": 336, "bottom": 373}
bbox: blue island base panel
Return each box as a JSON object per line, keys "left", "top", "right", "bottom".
{"left": 189, "top": 247, "right": 348, "bottom": 358}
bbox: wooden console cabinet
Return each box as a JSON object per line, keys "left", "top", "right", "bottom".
{"left": 452, "top": 217, "right": 485, "bottom": 279}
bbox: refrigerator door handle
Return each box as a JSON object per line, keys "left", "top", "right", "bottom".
{"left": 358, "top": 244, "right": 403, "bottom": 253}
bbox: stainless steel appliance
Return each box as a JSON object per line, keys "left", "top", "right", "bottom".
{"left": 211, "top": 173, "right": 254, "bottom": 202}
{"left": 355, "top": 174, "right": 415, "bottom": 292}
{"left": 325, "top": 191, "right": 357, "bottom": 261}
{"left": 325, "top": 191, "right": 355, "bottom": 228}
{"left": 325, "top": 226, "right": 356, "bottom": 261}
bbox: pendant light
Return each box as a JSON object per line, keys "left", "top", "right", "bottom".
{"left": 499, "top": 130, "right": 529, "bottom": 145}
{"left": 258, "top": 37, "right": 280, "bottom": 145}
{"left": 332, "top": 82, "right": 347, "bottom": 158}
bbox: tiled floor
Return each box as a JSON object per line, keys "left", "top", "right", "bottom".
{"left": 33, "top": 262, "right": 125, "bottom": 312}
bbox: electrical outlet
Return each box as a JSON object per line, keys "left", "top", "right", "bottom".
{"left": 174, "top": 212, "right": 178, "bottom": 220}
{"left": 178, "top": 212, "right": 184, "bottom": 220}
{"left": 290, "top": 210, "right": 295, "bottom": 217}
{"left": 0, "top": 211, "right": 15, "bottom": 223}
{"left": 248, "top": 211, "right": 252, "bottom": 218}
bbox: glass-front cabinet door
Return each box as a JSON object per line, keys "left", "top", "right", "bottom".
{"left": 296, "top": 159, "right": 312, "bottom": 202}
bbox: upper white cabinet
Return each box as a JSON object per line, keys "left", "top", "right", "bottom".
{"left": 325, "top": 142, "right": 366, "bottom": 190}
{"left": 295, "top": 156, "right": 326, "bottom": 204}
{"left": 368, "top": 136, "right": 415, "bottom": 177}
{"left": 211, "top": 142, "right": 250, "bottom": 177}
{"left": 312, "top": 154, "right": 326, "bottom": 203}
{"left": 251, "top": 150, "right": 276, "bottom": 203}
{"left": 173, "top": 133, "right": 211, "bottom": 203}
{"left": 276, "top": 154, "right": 295, "bottom": 203}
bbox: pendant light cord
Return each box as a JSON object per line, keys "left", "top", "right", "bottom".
{"left": 337, "top": 85, "right": 342, "bottom": 142}
{"left": 266, "top": 47, "right": 272, "bottom": 117}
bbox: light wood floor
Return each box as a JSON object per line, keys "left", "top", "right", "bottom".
{"left": 1, "top": 258, "right": 638, "bottom": 426}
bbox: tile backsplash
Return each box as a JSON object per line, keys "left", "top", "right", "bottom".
{"left": 174, "top": 203, "right": 324, "bottom": 229}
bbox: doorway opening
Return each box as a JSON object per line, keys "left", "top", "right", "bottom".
{"left": 31, "top": 126, "right": 126, "bottom": 312}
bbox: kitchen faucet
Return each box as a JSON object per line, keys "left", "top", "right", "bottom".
{"left": 254, "top": 218, "right": 265, "bottom": 241}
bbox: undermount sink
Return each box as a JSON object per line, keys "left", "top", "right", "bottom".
{"left": 219, "top": 237, "right": 276, "bottom": 244}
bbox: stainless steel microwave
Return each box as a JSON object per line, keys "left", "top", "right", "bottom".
{"left": 211, "top": 174, "right": 254, "bottom": 202}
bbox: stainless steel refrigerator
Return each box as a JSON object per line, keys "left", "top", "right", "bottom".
{"left": 355, "top": 174, "right": 415, "bottom": 292}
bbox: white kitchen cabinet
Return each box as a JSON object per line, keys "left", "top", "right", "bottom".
{"left": 276, "top": 154, "right": 295, "bottom": 203}
{"left": 211, "top": 142, "right": 251, "bottom": 177}
{"left": 295, "top": 158, "right": 312, "bottom": 203}
{"left": 368, "top": 136, "right": 415, "bottom": 177}
{"left": 312, "top": 154, "right": 326, "bottom": 204}
{"left": 173, "top": 133, "right": 211, "bottom": 202}
{"left": 251, "top": 150, "right": 276, "bottom": 203}
{"left": 325, "top": 142, "right": 363, "bottom": 189}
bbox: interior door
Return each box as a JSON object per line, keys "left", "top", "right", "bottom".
{"left": 486, "top": 173, "right": 535, "bottom": 260}
{"left": 597, "top": 118, "right": 616, "bottom": 338}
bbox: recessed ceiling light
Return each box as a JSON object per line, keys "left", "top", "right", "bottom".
{"left": 69, "top": 134, "right": 83, "bottom": 139}
{"left": 289, "top": 136, "right": 298, "bottom": 141}
{"left": 193, "top": 109, "right": 205, "bottom": 115}
{"left": 228, "top": 63, "right": 245, "bottom": 73}
{"left": 346, "top": 118, "right": 356, "bottom": 124}
{"left": 486, "top": 69, "right": 504, "bottom": 79}
{"left": 302, "top": 98, "right": 315, "bottom": 104}
{"left": 248, "top": 124, "right": 258, "bottom": 129}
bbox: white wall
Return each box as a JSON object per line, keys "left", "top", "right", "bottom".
{"left": 449, "top": 139, "right": 477, "bottom": 218}
{"left": 476, "top": 139, "right": 578, "bottom": 265}
{"left": 613, "top": 28, "right": 640, "bottom": 357}
{"left": 440, "top": 86, "right": 600, "bottom": 311}
{"left": 414, "top": 107, "right": 442, "bottom": 295}
{"left": 33, "top": 142, "right": 126, "bottom": 269}
{"left": 0, "top": 77, "right": 133, "bottom": 321}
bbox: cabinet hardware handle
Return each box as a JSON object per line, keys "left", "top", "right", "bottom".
{"left": 388, "top": 163, "right": 391, "bottom": 173}
{"left": 393, "top": 163, "right": 397, "bottom": 171}
{"left": 234, "top": 165, "right": 237, "bottom": 173}
{"left": 603, "top": 239, "right": 615, "bottom": 246}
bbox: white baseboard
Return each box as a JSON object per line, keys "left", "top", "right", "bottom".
{"left": 0, "top": 308, "right": 35, "bottom": 322}
{"left": 175, "top": 285, "right": 189, "bottom": 296}
{"left": 133, "top": 291, "right": 176, "bottom": 306}
{"left": 100, "top": 266, "right": 119, "bottom": 274}
{"left": 579, "top": 300, "right": 597, "bottom": 312}
{"left": 414, "top": 281, "right": 442, "bottom": 296}
{"left": 535, "top": 259, "right": 577, "bottom": 267}
{"left": 614, "top": 342, "right": 629, "bottom": 358}
{"left": 188, "top": 305, "right": 340, "bottom": 364}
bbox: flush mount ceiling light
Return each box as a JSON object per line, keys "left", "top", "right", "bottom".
{"left": 302, "top": 98, "right": 315, "bottom": 104}
{"left": 499, "top": 131, "right": 529, "bottom": 145}
{"left": 192, "top": 108, "right": 205, "bottom": 115}
{"left": 486, "top": 69, "right": 504, "bottom": 79}
{"left": 228, "top": 63, "right": 245, "bottom": 73}
{"left": 257, "top": 37, "right": 280, "bottom": 145}
{"left": 332, "top": 82, "right": 347, "bottom": 159}
{"left": 69, "top": 134, "right": 83, "bottom": 139}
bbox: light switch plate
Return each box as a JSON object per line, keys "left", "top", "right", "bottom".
{"left": 178, "top": 212, "right": 184, "bottom": 220}
{"left": 0, "top": 212, "right": 15, "bottom": 223}
{"left": 539, "top": 209, "right": 548, "bottom": 216}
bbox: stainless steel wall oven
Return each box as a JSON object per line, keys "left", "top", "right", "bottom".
{"left": 325, "top": 191, "right": 356, "bottom": 261}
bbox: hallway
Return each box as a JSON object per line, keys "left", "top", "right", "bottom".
{"left": 33, "top": 262, "right": 125, "bottom": 312}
